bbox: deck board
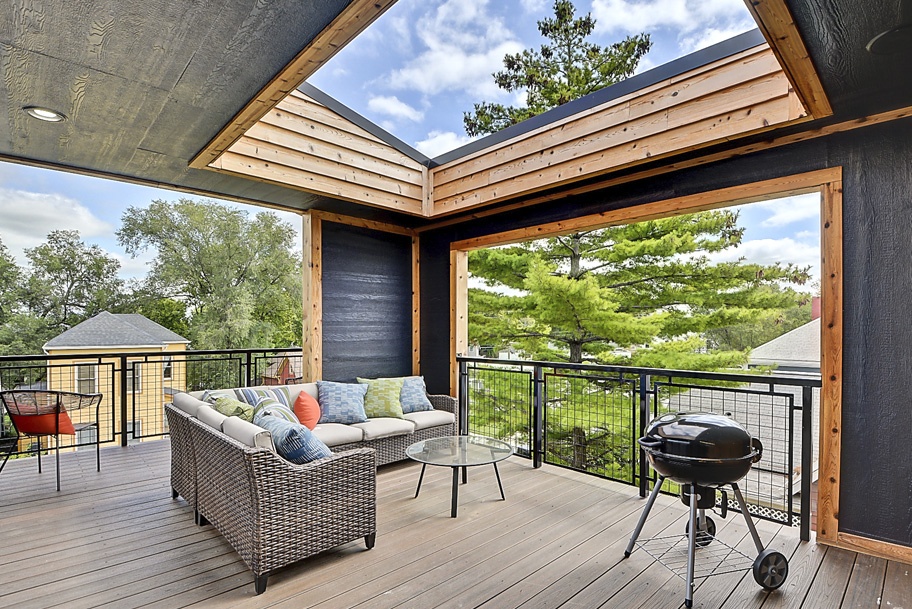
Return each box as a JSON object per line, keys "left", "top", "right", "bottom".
{"left": 0, "top": 440, "right": 907, "bottom": 609}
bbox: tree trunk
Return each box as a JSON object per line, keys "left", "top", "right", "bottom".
{"left": 571, "top": 425, "right": 588, "bottom": 470}
{"left": 569, "top": 342, "right": 583, "bottom": 363}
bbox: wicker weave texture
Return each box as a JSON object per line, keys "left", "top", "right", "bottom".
{"left": 164, "top": 404, "right": 197, "bottom": 508}
{"left": 187, "top": 417, "right": 377, "bottom": 577}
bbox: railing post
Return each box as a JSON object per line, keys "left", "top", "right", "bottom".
{"left": 245, "top": 351, "right": 253, "bottom": 387}
{"left": 119, "top": 355, "right": 128, "bottom": 447}
{"left": 458, "top": 358, "right": 468, "bottom": 436}
{"left": 800, "top": 385, "right": 813, "bottom": 541}
{"left": 532, "top": 365, "right": 544, "bottom": 469}
{"left": 638, "top": 373, "right": 650, "bottom": 497}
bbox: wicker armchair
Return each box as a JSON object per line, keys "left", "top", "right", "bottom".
{"left": 186, "top": 416, "right": 376, "bottom": 594}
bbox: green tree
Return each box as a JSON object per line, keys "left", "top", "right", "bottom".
{"left": 20, "top": 230, "right": 125, "bottom": 336}
{"left": 0, "top": 238, "right": 21, "bottom": 326}
{"left": 464, "top": 0, "right": 651, "bottom": 136}
{"left": 138, "top": 297, "right": 191, "bottom": 339}
{"left": 117, "top": 199, "right": 302, "bottom": 349}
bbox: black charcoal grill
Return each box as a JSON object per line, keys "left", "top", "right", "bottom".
{"left": 624, "top": 412, "right": 789, "bottom": 608}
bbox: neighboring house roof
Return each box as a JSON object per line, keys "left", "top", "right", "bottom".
{"left": 749, "top": 318, "right": 821, "bottom": 370}
{"left": 44, "top": 312, "right": 190, "bottom": 350}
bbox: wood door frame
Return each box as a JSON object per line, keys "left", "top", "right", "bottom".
{"left": 447, "top": 168, "right": 912, "bottom": 560}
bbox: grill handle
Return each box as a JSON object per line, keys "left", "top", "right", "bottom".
{"left": 751, "top": 437, "right": 763, "bottom": 463}
{"left": 637, "top": 436, "right": 664, "bottom": 451}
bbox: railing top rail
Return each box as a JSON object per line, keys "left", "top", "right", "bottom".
{"left": 456, "top": 355, "right": 822, "bottom": 388}
{"left": 0, "top": 347, "right": 304, "bottom": 364}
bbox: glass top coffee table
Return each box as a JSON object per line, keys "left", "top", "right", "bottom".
{"left": 406, "top": 435, "right": 513, "bottom": 518}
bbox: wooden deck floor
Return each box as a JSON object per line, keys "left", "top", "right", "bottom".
{"left": 0, "top": 440, "right": 908, "bottom": 609}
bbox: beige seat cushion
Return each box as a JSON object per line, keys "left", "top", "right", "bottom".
{"left": 403, "top": 410, "right": 456, "bottom": 431}
{"left": 312, "top": 423, "right": 364, "bottom": 447}
{"left": 351, "top": 418, "right": 416, "bottom": 441}
{"left": 197, "top": 404, "right": 228, "bottom": 430}
{"left": 222, "top": 416, "right": 274, "bottom": 450}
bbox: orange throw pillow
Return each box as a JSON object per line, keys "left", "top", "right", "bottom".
{"left": 293, "top": 391, "right": 321, "bottom": 430}
{"left": 11, "top": 411, "right": 76, "bottom": 435}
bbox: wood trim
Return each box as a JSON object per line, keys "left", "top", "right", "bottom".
{"left": 743, "top": 0, "right": 833, "bottom": 117}
{"left": 189, "top": 0, "right": 397, "bottom": 169}
{"left": 817, "top": 175, "right": 843, "bottom": 544}
{"left": 418, "top": 106, "right": 912, "bottom": 232}
{"left": 308, "top": 210, "right": 416, "bottom": 236}
{"left": 412, "top": 236, "right": 421, "bottom": 375}
{"left": 449, "top": 250, "right": 468, "bottom": 396}
{"left": 832, "top": 532, "right": 912, "bottom": 566}
{"left": 450, "top": 168, "right": 840, "bottom": 251}
{"left": 301, "top": 214, "right": 323, "bottom": 382}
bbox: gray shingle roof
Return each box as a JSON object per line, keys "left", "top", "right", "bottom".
{"left": 44, "top": 311, "right": 189, "bottom": 350}
{"left": 748, "top": 318, "right": 820, "bottom": 370}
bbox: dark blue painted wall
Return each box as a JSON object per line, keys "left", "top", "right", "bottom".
{"left": 321, "top": 221, "right": 412, "bottom": 382}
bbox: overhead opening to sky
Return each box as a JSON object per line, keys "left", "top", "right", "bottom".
{"left": 307, "top": 0, "right": 758, "bottom": 157}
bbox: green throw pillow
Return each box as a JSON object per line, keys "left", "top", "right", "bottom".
{"left": 212, "top": 396, "right": 254, "bottom": 422}
{"left": 357, "top": 377, "right": 406, "bottom": 418}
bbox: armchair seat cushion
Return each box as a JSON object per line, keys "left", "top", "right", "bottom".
{"left": 312, "top": 423, "right": 364, "bottom": 447}
{"left": 352, "top": 417, "right": 416, "bottom": 441}
{"left": 403, "top": 410, "right": 457, "bottom": 431}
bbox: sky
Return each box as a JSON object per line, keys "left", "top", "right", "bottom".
{"left": 0, "top": 0, "right": 820, "bottom": 288}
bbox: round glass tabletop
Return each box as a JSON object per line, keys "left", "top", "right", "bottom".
{"left": 406, "top": 435, "right": 512, "bottom": 467}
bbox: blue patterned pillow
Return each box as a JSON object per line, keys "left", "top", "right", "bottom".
{"left": 235, "top": 386, "right": 293, "bottom": 408}
{"left": 255, "top": 414, "right": 331, "bottom": 464}
{"left": 400, "top": 376, "right": 434, "bottom": 413}
{"left": 252, "top": 396, "right": 299, "bottom": 424}
{"left": 317, "top": 381, "right": 368, "bottom": 424}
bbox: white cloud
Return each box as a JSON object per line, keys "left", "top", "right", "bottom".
{"left": 709, "top": 237, "right": 820, "bottom": 279}
{"left": 520, "top": 0, "right": 548, "bottom": 13}
{"left": 0, "top": 188, "right": 113, "bottom": 264}
{"left": 756, "top": 194, "right": 820, "bottom": 228}
{"left": 384, "top": 0, "right": 525, "bottom": 98}
{"left": 415, "top": 130, "right": 476, "bottom": 157}
{"left": 679, "top": 22, "right": 757, "bottom": 53}
{"left": 795, "top": 230, "right": 817, "bottom": 240}
{"left": 367, "top": 95, "right": 425, "bottom": 122}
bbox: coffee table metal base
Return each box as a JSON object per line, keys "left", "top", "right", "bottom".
{"left": 414, "top": 462, "right": 506, "bottom": 517}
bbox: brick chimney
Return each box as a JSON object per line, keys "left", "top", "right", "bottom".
{"left": 811, "top": 296, "right": 821, "bottom": 320}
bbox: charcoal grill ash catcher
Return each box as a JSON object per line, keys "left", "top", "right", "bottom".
{"left": 624, "top": 412, "right": 789, "bottom": 608}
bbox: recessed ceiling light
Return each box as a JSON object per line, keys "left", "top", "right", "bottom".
{"left": 22, "top": 106, "right": 67, "bottom": 122}
{"left": 866, "top": 23, "right": 912, "bottom": 55}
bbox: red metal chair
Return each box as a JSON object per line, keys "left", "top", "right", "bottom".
{"left": 0, "top": 390, "right": 103, "bottom": 491}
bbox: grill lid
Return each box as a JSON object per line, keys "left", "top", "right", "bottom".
{"left": 642, "top": 412, "right": 761, "bottom": 462}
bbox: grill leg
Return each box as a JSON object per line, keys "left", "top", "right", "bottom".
{"left": 625, "top": 475, "right": 665, "bottom": 557}
{"left": 685, "top": 482, "right": 698, "bottom": 608}
{"left": 731, "top": 483, "right": 765, "bottom": 554}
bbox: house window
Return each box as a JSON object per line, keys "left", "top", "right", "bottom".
{"left": 75, "top": 364, "right": 97, "bottom": 394}
{"left": 162, "top": 356, "right": 173, "bottom": 381}
{"left": 127, "top": 419, "right": 142, "bottom": 444}
{"left": 76, "top": 426, "right": 97, "bottom": 448}
{"left": 126, "top": 363, "right": 142, "bottom": 393}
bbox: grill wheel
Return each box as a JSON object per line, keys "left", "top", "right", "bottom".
{"left": 753, "top": 549, "right": 789, "bottom": 590}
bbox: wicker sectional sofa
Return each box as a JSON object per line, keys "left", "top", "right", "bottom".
{"left": 164, "top": 382, "right": 457, "bottom": 593}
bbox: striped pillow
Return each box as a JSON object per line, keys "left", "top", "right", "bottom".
{"left": 253, "top": 396, "right": 299, "bottom": 424}
{"left": 235, "top": 386, "right": 293, "bottom": 408}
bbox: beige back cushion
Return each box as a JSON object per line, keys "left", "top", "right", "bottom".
{"left": 172, "top": 392, "right": 204, "bottom": 417}
{"left": 222, "top": 416, "right": 274, "bottom": 450}
{"left": 196, "top": 404, "right": 228, "bottom": 430}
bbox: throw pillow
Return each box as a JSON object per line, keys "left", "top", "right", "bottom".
{"left": 399, "top": 376, "right": 434, "bottom": 413}
{"left": 201, "top": 389, "right": 237, "bottom": 403}
{"left": 255, "top": 414, "right": 331, "bottom": 464}
{"left": 10, "top": 411, "right": 76, "bottom": 436}
{"left": 317, "top": 381, "right": 368, "bottom": 424}
{"left": 235, "top": 386, "right": 293, "bottom": 408}
{"left": 357, "top": 377, "right": 406, "bottom": 418}
{"left": 252, "top": 396, "right": 299, "bottom": 424}
{"left": 293, "top": 391, "right": 321, "bottom": 430}
{"left": 211, "top": 396, "right": 254, "bottom": 422}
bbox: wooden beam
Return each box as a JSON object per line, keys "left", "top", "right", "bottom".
{"left": 412, "top": 236, "right": 421, "bottom": 376}
{"left": 418, "top": 106, "right": 912, "bottom": 233}
{"left": 307, "top": 210, "right": 416, "bottom": 237}
{"left": 817, "top": 176, "right": 843, "bottom": 545}
{"left": 833, "top": 532, "right": 912, "bottom": 566}
{"left": 743, "top": 0, "right": 833, "bottom": 117}
{"left": 189, "top": 0, "right": 397, "bottom": 169}
{"left": 449, "top": 250, "right": 468, "bottom": 396}
{"left": 450, "top": 168, "right": 841, "bottom": 251}
{"left": 301, "top": 214, "right": 323, "bottom": 381}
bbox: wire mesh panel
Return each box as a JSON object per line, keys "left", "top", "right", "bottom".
{"left": 464, "top": 362, "right": 533, "bottom": 458}
{"left": 543, "top": 370, "right": 638, "bottom": 483}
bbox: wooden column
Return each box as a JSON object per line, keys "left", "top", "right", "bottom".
{"left": 302, "top": 213, "right": 322, "bottom": 381}
{"left": 412, "top": 235, "right": 421, "bottom": 375}
{"left": 450, "top": 250, "right": 468, "bottom": 396}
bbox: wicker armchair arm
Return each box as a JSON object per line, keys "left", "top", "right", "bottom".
{"left": 428, "top": 393, "right": 457, "bottom": 414}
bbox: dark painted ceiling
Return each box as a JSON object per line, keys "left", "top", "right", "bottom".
{"left": 0, "top": 1, "right": 908, "bottom": 227}
{"left": 0, "top": 0, "right": 361, "bottom": 214}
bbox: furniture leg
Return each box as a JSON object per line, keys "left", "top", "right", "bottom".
{"left": 55, "top": 438, "right": 61, "bottom": 492}
{"left": 415, "top": 463, "right": 426, "bottom": 497}
{"left": 365, "top": 532, "right": 376, "bottom": 549}
{"left": 462, "top": 465, "right": 467, "bottom": 484}
{"left": 451, "top": 466, "right": 460, "bottom": 517}
{"left": 494, "top": 462, "right": 505, "bottom": 500}
{"left": 255, "top": 574, "right": 268, "bottom": 595}
{"left": 95, "top": 423, "right": 100, "bottom": 472}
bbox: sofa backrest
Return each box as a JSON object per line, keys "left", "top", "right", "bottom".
{"left": 188, "top": 383, "right": 319, "bottom": 404}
